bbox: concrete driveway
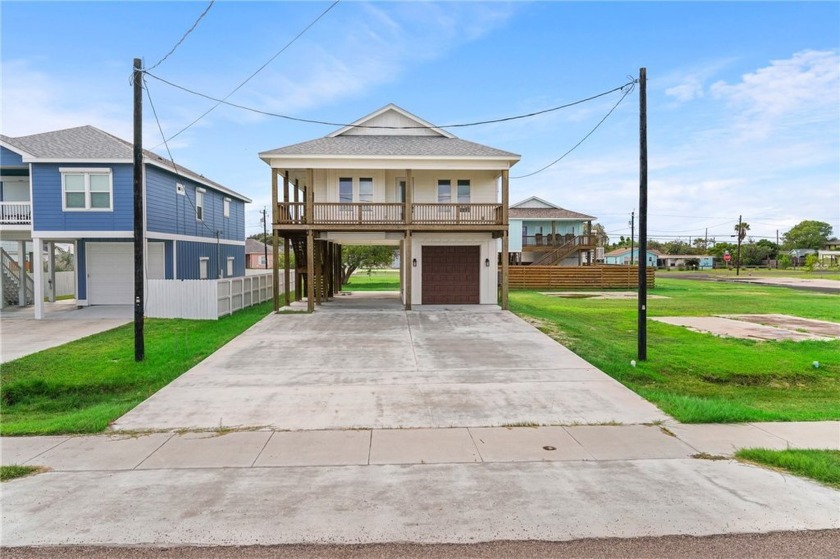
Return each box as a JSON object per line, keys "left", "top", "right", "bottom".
{"left": 0, "top": 301, "right": 132, "bottom": 363}
{"left": 113, "top": 292, "right": 667, "bottom": 431}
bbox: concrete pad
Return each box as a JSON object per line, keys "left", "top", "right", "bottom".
{"left": 470, "top": 426, "right": 593, "bottom": 462}
{"left": 667, "top": 424, "right": 788, "bottom": 456}
{"left": 137, "top": 431, "right": 271, "bottom": 469}
{"left": 652, "top": 316, "right": 831, "bottom": 341}
{"left": 1, "top": 436, "right": 69, "bottom": 465}
{"left": 721, "top": 314, "right": 840, "bottom": 339}
{"left": 33, "top": 433, "right": 173, "bottom": 471}
{"left": 751, "top": 421, "right": 840, "bottom": 449}
{"left": 566, "top": 425, "right": 694, "bottom": 460}
{"left": 369, "top": 428, "right": 480, "bottom": 464}
{"left": 2, "top": 460, "right": 838, "bottom": 546}
{"left": 254, "top": 430, "right": 371, "bottom": 467}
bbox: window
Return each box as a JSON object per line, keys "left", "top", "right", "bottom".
{"left": 226, "top": 257, "right": 234, "bottom": 277}
{"left": 396, "top": 179, "right": 406, "bottom": 203}
{"left": 359, "top": 178, "right": 373, "bottom": 203}
{"left": 437, "top": 180, "right": 451, "bottom": 203}
{"left": 196, "top": 188, "right": 205, "bottom": 221}
{"left": 457, "top": 180, "right": 470, "bottom": 203}
{"left": 199, "top": 257, "right": 209, "bottom": 279}
{"left": 339, "top": 177, "right": 353, "bottom": 203}
{"left": 61, "top": 169, "right": 112, "bottom": 211}
{"left": 223, "top": 198, "right": 230, "bottom": 218}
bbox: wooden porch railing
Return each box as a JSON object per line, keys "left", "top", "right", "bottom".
{"left": 522, "top": 233, "right": 595, "bottom": 248}
{"left": 275, "top": 202, "right": 503, "bottom": 226}
{"left": 0, "top": 202, "right": 32, "bottom": 225}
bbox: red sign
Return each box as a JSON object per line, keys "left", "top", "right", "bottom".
{"left": 724, "top": 253, "right": 731, "bottom": 262}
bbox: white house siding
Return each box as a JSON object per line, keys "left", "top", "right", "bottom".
{"left": 409, "top": 232, "right": 497, "bottom": 306}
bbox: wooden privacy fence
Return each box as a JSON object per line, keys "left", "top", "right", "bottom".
{"left": 147, "top": 272, "right": 285, "bottom": 320}
{"left": 507, "top": 265, "right": 655, "bottom": 290}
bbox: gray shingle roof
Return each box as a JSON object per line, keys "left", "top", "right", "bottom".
{"left": 260, "top": 135, "right": 520, "bottom": 159}
{"left": 246, "top": 238, "right": 268, "bottom": 254}
{"left": 1, "top": 126, "right": 250, "bottom": 202}
{"left": 509, "top": 207, "right": 596, "bottom": 220}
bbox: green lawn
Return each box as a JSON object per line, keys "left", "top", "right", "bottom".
{"left": 736, "top": 449, "right": 840, "bottom": 489}
{"left": 0, "top": 302, "right": 274, "bottom": 436}
{"left": 509, "top": 279, "right": 840, "bottom": 423}
{"left": 344, "top": 270, "right": 400, "bottom": 291}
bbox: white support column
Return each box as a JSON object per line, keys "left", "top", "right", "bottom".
{"left": 17, "top": 240, "right": 26, "bottom": 307}
{"left": 33, "top": 238, "right": 44, "bottom": 319}
{"left": 47, "top": 241, "right": 56, "bottom": 302}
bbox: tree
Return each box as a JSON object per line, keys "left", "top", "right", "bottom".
{"left": 782, "top": 220, "right": 833, "bottom": 250}
{"left": 755, "top": 239, "right": 779, "bottom": 260}
{"left": 248, "top": 232, "right": 270, "bottom": 244}
{"left": 591, "top": 223, "right": 609, "bottom": 246}
{"left": 735, "top": 221, "right": 750, "bottom": 242}
{"left": 341, "top": 246, "right": 395, "bottom": 284}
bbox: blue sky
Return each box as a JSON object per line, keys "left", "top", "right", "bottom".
{"left": 2, "top": 1, "right": 838, "bottom": 243}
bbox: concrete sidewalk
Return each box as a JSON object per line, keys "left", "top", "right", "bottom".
{"left": 2, "top": 422, "right": 838, "bottom": 547}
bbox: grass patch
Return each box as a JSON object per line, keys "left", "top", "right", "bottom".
{"left": 1, "top": 465, "right": 43, "bottom": 482}
{"left": 344, "top": 270, "right": 400, "bottom": 291}
{"left": 510, "top": 279, "right": 840, "bottom": 423}
{"left": 0, "top": 302, "right": 273, "bottom": 436}
{"left": 736, "top": 448, "right": 840, "bottom": 488}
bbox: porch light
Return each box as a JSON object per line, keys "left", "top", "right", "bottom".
{"left": 485, "top": 258, "right": 490, "bottom": 267}
{"left": 412, "top": 258, "right": 417, "bottom": 267}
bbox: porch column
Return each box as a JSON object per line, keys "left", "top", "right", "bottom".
{"left": 501, "top": 170, "right": 510, "bottom": 310}
{"left": 283, "top": 170, "right": 291, "bottom": 307}
{"left": 305, "top": 169, "right": 314, "bottom": 225}
{"left": 336, "top": 244, "right": 343, "bottom": 293}
{"left": 306, "top": 230, "right": 315, "bottom": 312}
{"left": 294, "top": 179, "right": 302, "bottom": 302}
{"left": 404, "top": 231, "right": 412, "bottom": 310}
{"left": 47, "top": 241, "right": 56, "bottom": 302}
{"left": 271, "top": 169, "right": 280, "bottom": 311}
{"left": 327, "top": 242, "right": 335, "bottom": 299}
{"left": 314, "top": 240, "right": 322, "bottom": 306}
{"left": 17, "top": 240, "right": 26, "bottom": 308}
{"left": 33, "top": 238, "right": 44, "bottom": 319}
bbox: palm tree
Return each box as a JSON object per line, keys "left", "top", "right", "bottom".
{"left": 735, "top": 221, "right": 750, "bottom": 242}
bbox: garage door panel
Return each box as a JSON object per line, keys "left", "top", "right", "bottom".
{"left": 87, "top": 243, "right": 164, "bottom": 305}
{"left": 421, "top": 246, "right": 480, "bottom": 304}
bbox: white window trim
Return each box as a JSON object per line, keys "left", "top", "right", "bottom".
{"left": 223, "top": 197, "right": 231, "bottom": 218}
{"left": 199, "top": 256, "right": 209, "bottom": 279}
{"left": 60, "top": 168, "right": 113, "bottom": 212}
{"left": 226, "top": 256, "right": 234, "bottom": 276}
{"left": 196, "top": 187, "right": 206, "bottom": 222}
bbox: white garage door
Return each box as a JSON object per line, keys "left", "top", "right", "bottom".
{"left": 87, "top": 243, "right": 164, "bottom": 305}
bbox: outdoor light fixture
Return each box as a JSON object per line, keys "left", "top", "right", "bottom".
{"left": 485, "top": 258, "right": 490, "bottom": 267}
{"left": 412, "top": 258, "right": 417, "bottom": 267}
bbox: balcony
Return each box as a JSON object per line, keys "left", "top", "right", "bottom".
{"left": 522, "top": 234, "right": 596, "bottom": 250}
{"left": 0, "top": 202, "right": 32, "bottom": 226}
{"left": 276, "top": 202, "right": 504, "bottom": 229}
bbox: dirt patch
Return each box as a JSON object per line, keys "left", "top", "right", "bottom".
{"left": 720, "top": 314, "right": 840, "bottom": 338}
{"left": 541, "top": 291, "right": 669, "bottom": 300}
{"left": 652, "top": 316, "right": 837, "bottom": 342}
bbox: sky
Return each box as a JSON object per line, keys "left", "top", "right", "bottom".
{"left": 2, "top": 1, "right": 838, "bottom": 245}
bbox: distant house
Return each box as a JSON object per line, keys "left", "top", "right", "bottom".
{"left": 657, "top": 254, "right": 714, "bottom": 270}
{"left": 1, "top": 125, "right": 250, "bottom": 318}
{"left": 604, "top": 247, "right": 660, "bottom": 267}
{"left": 246, "top": 238, "right": 272, "bottom": 269}
{"left": 508, "top": 196, "right": 597, "bottom": 266}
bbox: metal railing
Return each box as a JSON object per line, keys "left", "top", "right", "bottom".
{"left": 0, "top": 202, "right": 32, "bottom": 225}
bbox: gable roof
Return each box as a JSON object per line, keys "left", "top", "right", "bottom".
{"left": 1, "top": 126, "right": 250, "bottom": 202}
{"left": 245, "top": 238, "right": 268, "bottom": 254}
{"left": 509, "top": 196, "right": 595, "bottom": 220}
{"left": 259, "top": 104, "right": 520, "bottom": 164}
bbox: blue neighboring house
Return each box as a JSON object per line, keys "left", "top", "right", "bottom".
{"left": 603, "top": 247, "right": 661, "bottom": 267}
{"left": 0, "top": 125, "right": 250, "bottom": 318}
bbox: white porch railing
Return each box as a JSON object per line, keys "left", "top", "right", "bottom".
{"left": 0, "top": 202, "right": 32, "bottom": 225}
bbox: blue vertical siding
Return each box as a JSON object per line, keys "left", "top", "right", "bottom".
{"left": 32, "top": 163, "right": 133, "bottom": 232}
{"left": 164, "top": 240, "right": 174, "bottom": 279}
{"left": 176, "top": 240, "right": 245, "bottom": 279}
{"left": 145, "top": 165, "right": 245, "bottom": 241}
{"left": 1, "top": 146, "right": 25, "bottom": 166}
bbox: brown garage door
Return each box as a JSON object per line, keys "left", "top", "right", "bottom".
{"left": 422, "top": 245, "right": 480, "bottom": 304}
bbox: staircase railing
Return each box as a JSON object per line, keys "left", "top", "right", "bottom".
{"left": 531, "top": 235, "right": 596, "bottom": 266}
{"left": 1, "top": 247, "right": 34, "bottom": 305}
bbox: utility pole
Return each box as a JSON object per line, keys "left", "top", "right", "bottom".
{"left": 133, "top": 58, "right": 144, "bottom": 362}
{"left": 736, "top": 214, "right": 743, "bottom": 276}
{"left": 629, "top": 210, "right": 635, "bottom": 265}
{"left": 705, "top": 228, "right": 708, "bottom": 249}
{"left": 637, "top": 67, "right": 648, "bottom": 361}
{"left": 776, "top": 229, "right": 779, "bottom": 269}
{"left": 262, "top": 207, "right": 269, "bottom": 269}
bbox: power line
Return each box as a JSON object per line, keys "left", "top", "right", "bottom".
{"left": 144, "top": 70, "right": 637, "bottom": 134}
{"left": 151, "top": 0, "right": 341, "bottom": 147}
{"left": 509, "top": 82, "right": 636, "bottom": 179}
{"left": 145, "top": 1, "right": 216, "bottom": 72}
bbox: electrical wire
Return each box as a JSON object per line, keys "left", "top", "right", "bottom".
{"left": 510, "top": 82, "right": 636, "bottom": 179}
{"left": 145, "top": 1, "right": 216, "bottom": 72}
{"left": 146, "top": 72, "right": 636, "bottom": 134}
{"left": 150, "top": 0, "right": 341, "bottom": 147}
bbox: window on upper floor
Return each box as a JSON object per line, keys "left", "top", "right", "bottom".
{"left": 359, "top": 178, "right": 373, "bottom": 203}
{"left": 396, "top": 178, "right": 406, "bottom": 203}
{"left": 61, "top": 168, "right": 112, "bottom": 211}
{"left": 223, "top": 198, "right": 230, "bottom": 218}
{"left": 437, "top": 180, "right": 451, "bottom": 203}
{"left": 457, "top": 180, "right": 470, "bottom": 204}
{"left": 196, "top": 188, "right": 205, "bottom": 221}
{"left": 339, "top": 177, "right": 353, "bottom": 204}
